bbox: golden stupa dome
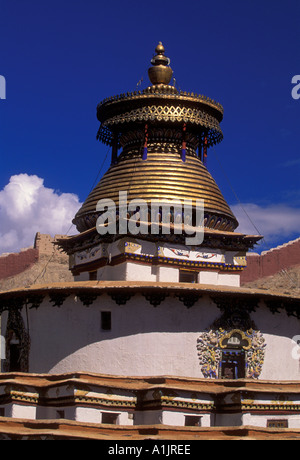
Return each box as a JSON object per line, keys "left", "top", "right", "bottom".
{"left": 74, "top": 150, "right": 237, "bottom": 232}
{"left": 73, "top": 43, "right": 238, "bottom": 234}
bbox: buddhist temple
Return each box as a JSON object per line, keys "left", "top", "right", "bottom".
{"left": 0, "top": 43, "right": 300, "bottom": 440}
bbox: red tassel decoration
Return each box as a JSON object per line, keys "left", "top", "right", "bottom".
{"left": 142, "top": 124, "right": 148, "bottom": 160}
{"left": 203, "top": 134, "right": 208, "bottom": 166}
{"left": 181, "top": 123, "right": 186, "bottom": 162}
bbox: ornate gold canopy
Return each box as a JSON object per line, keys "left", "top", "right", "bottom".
{"left": 73, "top": 43, "right": 238, "bottom": 234}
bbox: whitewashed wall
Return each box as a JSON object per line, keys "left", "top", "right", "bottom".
{"left": 3, "top": 293, "right": 298, "bottom": 380}
{"left": 73, "top": 238, "right": 242, "bottom": 286}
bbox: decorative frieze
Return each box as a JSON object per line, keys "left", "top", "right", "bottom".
{"left": 110, "top": 292, "right": 133, "bottom": 305}
{"left": 197, "top": 302, "right": 266, "bottom": 379}
{"left": 144, "top": 293, "right": 166, "bottom": 307}
{"left": 197, "top": 327, "right": 266, "bottom": 379}
{"left": 265, "top": 299, "right": 300, "bottom": 319}
{"left": 176, "top": 293, "right": 201, "bottom": 308}
{"left": 27, "top": 295, "right": 45, "bottom": 310}
{"left": 77, "top": 293, "right": 99, "bottom": 307}
{"left": 49, "top": 293, "right": 70, "bottom": 307}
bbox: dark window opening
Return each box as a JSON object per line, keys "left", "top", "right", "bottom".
{"left": 0, "top": 408, "right": 5, "bottom": 416}
{"left": 101, "top": 311, "right": 111, "bottom": 331}
{"left": 56, "top": 410, "right": 65, "bottom": 419}
{"left": 102, "top": 412, "right": 119, "bottom": 424}
{"left": 179, "top": 270, "right": 197, "bottom": 283}
{"left": 89, "top": 270, "right": 97, "bottom": 281}
{"left": 184, "top": 415, "right": 201, "bottom": 426}
{"left": 267, "top": 419, "right": 288, "bottom": 428}
{"left": 220, "top": 349, "right": 245, "bottom": 379}
{"left": 8, "top": 331, "right": 21, "bottom": 372}
{"left": 9, "top": 344, "right": 21, "bottom": 372}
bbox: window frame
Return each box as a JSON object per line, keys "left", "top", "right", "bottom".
{"left": 101, "top": 311, "right": 112, "bottom": 331}
{"left": 179, "top": 270, "right": 198, "bottom": 283}
{"left": 89, "top": 270, "right": 97, "bottom": 281}
{"left": 267, "top": 419, "right": 288, "bottom": 428}
{"left": 184, "top": 415, "right": 202, "bottom": 427}
{"left": 101, "top": 412, "right": 120, "bottom": 424}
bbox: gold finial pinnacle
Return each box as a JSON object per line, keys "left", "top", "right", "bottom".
{"left": 155, "top": 41, "right": 165, "bottom": 54}
{"left": 148, "top": 42, "right": 173, "bottom": 85}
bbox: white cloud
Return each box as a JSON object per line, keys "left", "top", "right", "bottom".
{"left": 0, "top": 174, "right": 81, "bottom": 254}
{"left": 1, "top": 175, "right": 298, "bottom": 256}
{"left": 283, "top": 158, "right": 300, "bottom": 167}
{"left": 231, "top": 202, "right": 300, "bottom": 247}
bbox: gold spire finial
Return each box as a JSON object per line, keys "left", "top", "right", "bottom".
{"left": 155, "top": 41, "right": 165, "bottom": 52}
{"left": 148, "top": 42, "right": 173, "bottom": 85}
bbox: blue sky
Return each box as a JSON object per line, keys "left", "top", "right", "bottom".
{"left": 0, "top": 0, "right": 300, "bottom": 254}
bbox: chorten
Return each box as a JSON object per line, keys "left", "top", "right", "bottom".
{"left": 61, "top": 42, "right": 260, "bottom": 286}
{"left": 0, "top": 43, "right": 299, "bottom": 439}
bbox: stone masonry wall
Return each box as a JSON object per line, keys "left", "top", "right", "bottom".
{"left": 0, "top": 233, "right": 67, "bottom": 281}
{"left": 0, "top": 248, "right": 39, "bottom": 280}
{"left": 241, "top": 237, "right": 300, "bottom": 284}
